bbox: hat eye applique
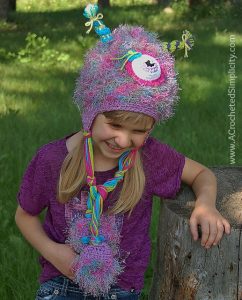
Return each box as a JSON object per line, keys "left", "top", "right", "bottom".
{"left": 128, "top": 54, "right": 162, "bottom": 83}
{"left": 124, "top": 53, "right": 166, "bottom": 87}
{"left": 111, "top": 50, "right": 165, "bottom": 86}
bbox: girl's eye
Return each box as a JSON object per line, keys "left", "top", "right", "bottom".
{"left": 109, "top": 123, "right": 147, "bottom": 133}
{"left": 134, "top": 130, "right": 147, "bottom": 134}
{"left": 110, "top": 124, "right": 122, "bottom": 129}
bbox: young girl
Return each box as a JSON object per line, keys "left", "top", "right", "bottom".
{"left": 15, "top": 4, "right": 231, "bottom": 300}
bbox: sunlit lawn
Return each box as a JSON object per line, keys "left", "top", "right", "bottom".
{"left": 0, "top": 0, "right": 242, "bottom": 299}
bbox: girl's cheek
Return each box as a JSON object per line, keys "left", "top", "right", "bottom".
{"left": 135, "top": 136, "right": 146, "bottom": 148}
{"left": 96, "top": 126, "right": 111, "bottom": 138}
{"left": 140, "top": 134, "right": 149, "bottom": 147}
{"left": 102, "top": 126, "right": 113, "bottom": 136}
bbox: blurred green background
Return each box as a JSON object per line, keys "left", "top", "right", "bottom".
{"left": 0, "top": 0, "right": 241, "bottom": 299}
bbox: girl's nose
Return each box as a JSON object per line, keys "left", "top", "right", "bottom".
{"left": 114, "top": 131, "right": 132, "bottom": 149}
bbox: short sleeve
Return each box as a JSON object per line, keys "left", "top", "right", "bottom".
{"left": 143, "top": 137, "right": 185, "bottom": 199}
{"left": 17, "top": 148, "right": 51, "bottom": 215}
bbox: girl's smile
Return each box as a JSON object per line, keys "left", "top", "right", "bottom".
{"left": 91, "top": 113, "right": 154, "bottom": 166}
{"left": 105, "top": 141, "right": 124, "bottom": 152}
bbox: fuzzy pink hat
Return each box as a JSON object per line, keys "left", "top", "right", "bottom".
{"left": 73, "top": 4, "right": 194, "bottom": 131}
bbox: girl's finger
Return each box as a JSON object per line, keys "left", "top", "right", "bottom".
{"left": 212, "top": 221, "right": 224, "bottom": 245}
{"left": 189, "top": 217, "right": 198, "bottom": 241}
{"left": 205, "top": 223, "right": 217, "bottom": 248}
{"left": 200, "top": 222, "right": 210, "bottom": 246}
{"left": 222, "top": 219, "right": 231, "bottom": 235}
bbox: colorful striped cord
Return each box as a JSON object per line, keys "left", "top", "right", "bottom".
{"left": 83, "top": 131, "right": 137, "bottom": 245}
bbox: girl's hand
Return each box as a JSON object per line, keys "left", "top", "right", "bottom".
{"left": 189, "top": 204, "right": 231, "bottom": 249}
{"left": 48, "top": 243, "right": 77, "bottom": 280}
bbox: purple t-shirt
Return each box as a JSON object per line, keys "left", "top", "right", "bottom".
{"left": 17, "top": 132, "right": 185, "bottom": 292}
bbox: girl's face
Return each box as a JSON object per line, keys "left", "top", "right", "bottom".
{"left": 91, "top": 113, "right": 154, "bottom": 164}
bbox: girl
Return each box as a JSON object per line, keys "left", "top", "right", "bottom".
{"left": 15, "top": 4, "right": 230, "bottom": 300}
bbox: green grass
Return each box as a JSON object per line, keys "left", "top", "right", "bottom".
{"left": 1, "top": 1, "right": 242, "bottom": 299}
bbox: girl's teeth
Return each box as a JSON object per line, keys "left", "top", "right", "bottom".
{"left": 107, "top": 143, "right": 121, "bottom": 150}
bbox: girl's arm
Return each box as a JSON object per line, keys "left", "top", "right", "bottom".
{"left": 15, "top": 205, "right": 76, "bottom": 280}
{"left": 181, "top": 157, "right": 231, "bottom": 249}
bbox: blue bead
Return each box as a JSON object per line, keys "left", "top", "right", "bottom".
{"left": 81, "top": 236, "right": 90, "bottom": 244}
{"left": 94, "top": 20, "right": 104, "bottom": 27}
{"left": 101, "top": 35, "right": 113, "bottom": 43}
{"left": 95, "top": 26, "right": 111, "bottom": 35}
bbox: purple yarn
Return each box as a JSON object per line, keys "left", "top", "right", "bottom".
{"left": 72, "top": 243, "right": 123, "bottom": 297}
{"left": 73, "top": 24, "right": 179, "bottom": 131}
{"left": 66, "top": 214, "right": 121, "bottom": 253}
{"left": 66, "top": 197, "right": 123, "bottom": 296}
{"left": 66, "top": 217, "right": 90, "bottom": 252}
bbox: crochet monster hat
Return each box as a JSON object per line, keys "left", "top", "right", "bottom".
{"left": 68, "top": 3, "right": 194, "bottom": 297}
{"left": 74, "top": 4, "right": 194, "bottom": 132}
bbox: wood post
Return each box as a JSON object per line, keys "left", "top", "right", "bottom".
{"left": 150, "top": 167, "right": 242, "bottom": 300}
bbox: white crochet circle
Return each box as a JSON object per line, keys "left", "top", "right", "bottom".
{"left": 131, "top": 54, "right": 161, "bottom": 81}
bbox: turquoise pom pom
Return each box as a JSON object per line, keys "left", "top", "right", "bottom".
{"left": 83, "top": 4, "right": 99, "bottom": 19}
{"left": 97, "top": 235, "right": 105, "bottom": 243}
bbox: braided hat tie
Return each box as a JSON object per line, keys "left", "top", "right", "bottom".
{"left": 82, "top": 130, "right": 137, "bottom": 245}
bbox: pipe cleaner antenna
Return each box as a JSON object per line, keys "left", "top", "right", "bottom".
{"left": 111, "top": 49, "right": 142, "bottom": 70}
{"left": 83, "top": 3, "right": 113, "bottom": 43}
{"left": 162, "top": 30, "right": 194, "bottom": 58}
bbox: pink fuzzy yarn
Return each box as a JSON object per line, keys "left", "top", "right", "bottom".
{"left": 71, "top": 242, "right": 123, "bottom": 297}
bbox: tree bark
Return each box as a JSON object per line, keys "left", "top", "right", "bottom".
{"left": 0, "top": 0, "right": 15, "bottom": 21}
{"left": 188, "top": 0, "right": 202, "bottom": 7}
{"left": 150, "top": 167, "right": 242, "bottom": 300}
{"left": 98, "top": 0, "right": 110, "bottom": 8}
{"left": 0, "top": 0, "right": 9, "bottom": 21}
{"left": 156, "top": 0, "right": 171, "bottom": 5}
{"left": 9, "top": 0, "right": 16, "bottom": 11}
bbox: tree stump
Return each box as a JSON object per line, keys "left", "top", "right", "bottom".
{"left": 149, "top": 167, "right": 242, "bottom": 300}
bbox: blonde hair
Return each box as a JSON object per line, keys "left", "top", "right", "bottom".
{"left": 57, "top": 111, "right": 154, "bottom": 217}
